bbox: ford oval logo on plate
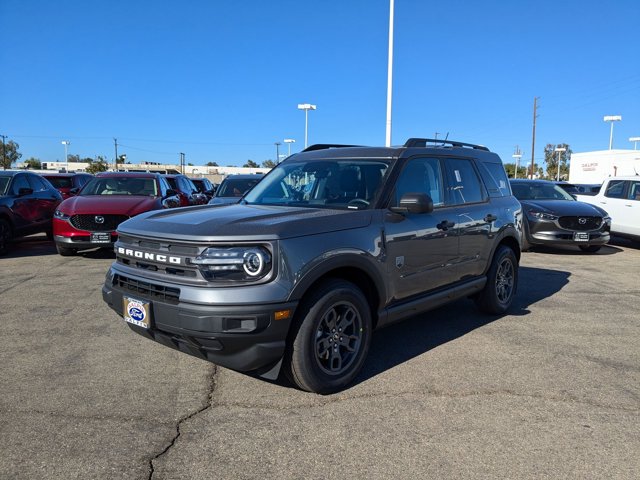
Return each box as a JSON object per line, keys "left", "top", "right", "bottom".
{"left": 123, "top": 297, "right": 150, "bottom": 329}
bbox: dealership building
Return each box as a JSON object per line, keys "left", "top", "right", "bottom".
{"left": 569, "top": 149, "right": 640, "bottom": 184}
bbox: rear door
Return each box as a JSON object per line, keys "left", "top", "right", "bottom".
{"left": 443, "top": 158, "right": 495, "bottom": 279}
{"left": 618, "top": 180, "right": 640, "bottom": 237}
{"left": 27, "top": 175, "right": 60, "bottom": 228}
{"left": 384, "top": 156, "right": 460, "bottom": 301}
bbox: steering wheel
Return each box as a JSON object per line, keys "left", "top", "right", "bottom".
{"left": 347, "top": 198, "right": 370, "bottom": 208}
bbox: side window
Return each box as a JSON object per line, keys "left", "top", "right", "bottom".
{"left": 27, "top": 175, "right": 50, "bottom": 192}
{"left": 394, "top": 157, "right": 444, "bottom": 207}
{"left": 604, "top": 180, "right": 626, "bottom": 199}
{"left": 628, "top": 181, "right": 640, "bottom": 201}
{"left": 159, "top": 177, "right": 170, "bottom": 195}
{"left": 445, "top": 158, "right": 486, "bottom": 205}
{"left": 479, "top": 161, "right": 511, "bottom": 197}
{"left": 12, "top": 175, "right": 30, "bottom": 194}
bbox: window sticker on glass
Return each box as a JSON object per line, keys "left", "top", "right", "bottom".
{"left": 454, "top": 170, "right": 462, "bottom": 182}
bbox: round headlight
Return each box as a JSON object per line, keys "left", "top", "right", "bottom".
{"left": 243, "top": 249, "right": 268, "bottom": 276}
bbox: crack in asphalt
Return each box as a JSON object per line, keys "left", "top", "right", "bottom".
{"left": 0, "top": 275, "right": 37, "bottom": 295}
{"left": 148, "top": 366, "right": 217, "bottom": 480}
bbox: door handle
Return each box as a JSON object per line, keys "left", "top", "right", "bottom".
{"left": 484, "top": 214, "right": 497, "bottom": 222}
{"left": 437, "top": 220, "right": 456, "bottom": 231}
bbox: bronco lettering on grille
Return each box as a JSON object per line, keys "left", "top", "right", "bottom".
{"left": 117, "top": 247, "right": 183, "bottom": 265}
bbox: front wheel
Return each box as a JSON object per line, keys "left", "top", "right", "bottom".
{"left": 285, "top": 279, "right": 372, "bottom": 394}
{"left": 475, "top": 245, "right": 518, "bottom": 314}
{"left": 579, "top": 245, "right": 601, "bottom": 253}
{"left": 0, "top": 219, "right": 12, "bottom": 255}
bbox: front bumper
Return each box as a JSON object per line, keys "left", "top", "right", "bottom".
{"left": 528, "top": 224, "right": 610, "bottom": 247}
{"left": 102, "top": 271, "right": 297, "bottom": 376}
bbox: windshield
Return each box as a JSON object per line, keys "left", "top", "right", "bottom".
{"left": 0, "top": 176, "right": 9, "bottom": 195}
{"left": 80, "top": 177, "right": 158, "bottom": 196}
{"left": 217, "top": 177, "right": 262, "bottom": 198}
{"left": 244, "top": 159, "right": 390, "bottom": 209}
{"left": 511, "top": 183, "right": 575, "bottom": 201}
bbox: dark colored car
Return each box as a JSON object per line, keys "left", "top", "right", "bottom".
{"left": 552, "top": 181, "right": 580, "bottom": 197}
{"left": 103, "top": 138, "right": 522, "bottom": 393}
{"left": 164, "top": 174, "right": 208, "bottom": 207}
{"left": 510, "top": 179, "right": 610, "bottom": 253}
{"left": 0, "top": 170, "right": 63, "bottom": 254}
{"left": 574, "top": 183, "right": 602, "bottom": 195}
{"left": 53, "top": 172, "right": 181, "bottom": 256}
{"left": 208, "top": 174, "right": 264, "bottom": 205}
{"left": 190, "top": 177, "right": 217, "bottom": 201}
{"left": 40, "top": 172, "right": 94, "bottom": 199}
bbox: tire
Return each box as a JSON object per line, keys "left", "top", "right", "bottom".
{"left": 475, "top": 245, "right": 518, "bottom": 314}
{"left": 520, "top": 220, "right": 532, "bottom": 251}
{"left": 579, "top": 245, "right": 601, "bottom": 253}
{"left": 0, "top": 219, "right": 12, "bottom": 255}
{"left": 56, "top": 244, "right": 77, "bottom": 256}
{"left": 285, "top": 279, "right": 372, "bottom": 394}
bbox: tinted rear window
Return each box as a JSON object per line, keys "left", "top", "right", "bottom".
{"left": 45, "top": 177, "right": 73, "bottom": 189}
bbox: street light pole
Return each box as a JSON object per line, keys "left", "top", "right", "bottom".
{"left": 512, "top": 146, "right": 522, "bottom": 179}
{"left": 604, "top": 115, "right": 622, "bottom": 150}
{"left": 61, "top": 140, "right": 71, "bottom": 171}
{"left": 554, "top": 146, "right": 567, "bottom": 182}
{"left": 385, "top": 0, "right": 395, "bottom": 147}
{"left": 297, "top": 104, "right": 316, "bottom": 148}
{"left": 1, "top": 135, "right": 7, "bottom": 170}
{"left": 629, "top": 137, "right": 640, "bottom": 150}
{"left": 284, "top": 138, "right": 295, "bottom": 157}
{"left": 274, "top": 142, "right": 281, "bottom": 164}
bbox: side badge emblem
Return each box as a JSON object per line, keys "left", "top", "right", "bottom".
{"left": 395, "top": 256, "right": 404, "bottom": 269}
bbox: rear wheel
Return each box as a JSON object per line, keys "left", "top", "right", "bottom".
{"left": 285, "top": 279, "right": 372, "bottom": 394}
{"left": 475, "top": 245, "right": 518, "bottom": 314}
{"left": 56, "top": 244, "right": 77, "bottom": 256}
{"left": 579, "top": 245, "right": 601, "bottom": 253}
{"left": 0, "top": 219, "right": 12, "bottom": 255}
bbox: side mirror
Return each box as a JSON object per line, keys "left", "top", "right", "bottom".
{"left": 390, "top": 193, "right": 434, "bottom": 214}
{"left": 17, "top": 187, "right": 34, "bottom": 196}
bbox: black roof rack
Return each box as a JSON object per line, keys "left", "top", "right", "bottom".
{"left": 301, "top": 144, "right": 362, "bottom": 152}
{"left": 403, "top": 138, "right": 489, "bottom": 151}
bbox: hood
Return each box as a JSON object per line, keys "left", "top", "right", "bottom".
{"left": 520, "top": 199, "right": 606, "bottom": 217}
{"left": 118, "top": 203, "right": 373, "bottom": 241}
{"left": 58, "top": 195, "right": 160, "bottom": 216}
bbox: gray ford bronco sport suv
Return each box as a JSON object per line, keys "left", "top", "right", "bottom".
{"left": 103, "top": 138, "right": 522, "bottom": 393}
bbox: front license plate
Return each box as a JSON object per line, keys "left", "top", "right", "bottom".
{"left": 91, "top": 232, "right": 111, "bottom": 243}
{"left": 574, "top": 232, "right": 589, "bottom": 242}
{"left": 123, "top": 296, "right": 151, "bottom": 329}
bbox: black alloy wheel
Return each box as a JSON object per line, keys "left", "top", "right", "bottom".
{"left": 285, "top": 279, "right": 372, "bottom": 394}
{"left": 475, "top": 245, "right": 518, "bottom": 314}
{"left": 0, "top": 219, "right": 11, "bottom": 255}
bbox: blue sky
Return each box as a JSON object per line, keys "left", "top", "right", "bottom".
{"left": 1, "top": 0, "right": 639, "bottom": 167}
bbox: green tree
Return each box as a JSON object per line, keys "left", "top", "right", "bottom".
{"left": 116, "top": 154, "right": 127, "bottom": 164}
{"left": 243, "top": 160, "right": 259, "bottom": 168}
{"left": 1, "top": 140, "right": 22, "bottom": 169}
{"left": 262, "top": 159, "right": 276, "bottom": 168}
{"left": 205, "top": 161, "right": 219, "bottom": 167}
{"left": 85, "top": 156, "right": 109, "bottom": 174}
{"left": 67, "top": 154, "right": 80, "bottom": 163}
{"left": 24, "top": 157, "right": 42, "bottom": 169}
{"left": 543, "top": 143, "right": 571, "bottom": 180}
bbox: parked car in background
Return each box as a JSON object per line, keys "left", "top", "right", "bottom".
{"left": 190, "top": 177, "right": 217, "bottom": 201}
{"left": 576, "top": 177, "right": 640, "bottom": 241}
{"left": 208, "top": 174, "right": 264, "bottom": 205}
{"left": 510, "top": 179, "right": 610, "bottom": 252}
{"left": 164, "top": 174, "right": 208, "bottom": 206}
{"left": 40, "top": 172, "right": 94, "bottom": 199}
{"left": 552, "top": 181, "right": 580, "bottom": 197}
{"left": 53, "top": 172, "right": 180, "bottom": 256}
{"left": 0, "top": 171, "right": 62, "bottom": 255}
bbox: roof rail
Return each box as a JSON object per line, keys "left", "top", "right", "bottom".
{"left": 403, "top": 138, "right": 489, "bottom": 151}
{"left": 301, "top": 144, "right": 362, "bottom": 152}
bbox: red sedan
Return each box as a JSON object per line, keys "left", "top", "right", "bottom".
{"left": 53, "top": 172, "right": 180, "bottom": 256}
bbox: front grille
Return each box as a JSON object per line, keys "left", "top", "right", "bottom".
{"left": 558, "top": 216, "right": 602, "bottom": 231}
{"left": 70, "top": 214, "right": 129, "bottom": 232}
{"left": 113, "top": 274, "right": 180, "bottom": 305}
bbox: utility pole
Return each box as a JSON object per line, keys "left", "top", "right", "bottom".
{"left": 274, "top": 142, "right": 281, "bottom": 164}
{"left": 113, "top": 138, "right": 119, "bottom": 171}
{"left": 179, "top": 152, "right": 185, "bottom": 174}
{"left": 1, "top": 135, "right": 6, "bottom": 170}
{"left": 385, "top": 0, "right": 395, "bottom": 147}
{"left": 530, "top": 97, "right": 539, "bottom": 179}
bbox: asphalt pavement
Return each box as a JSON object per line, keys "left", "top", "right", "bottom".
{"left": 0, "top": 235, "right": 638, "bottom": 479}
